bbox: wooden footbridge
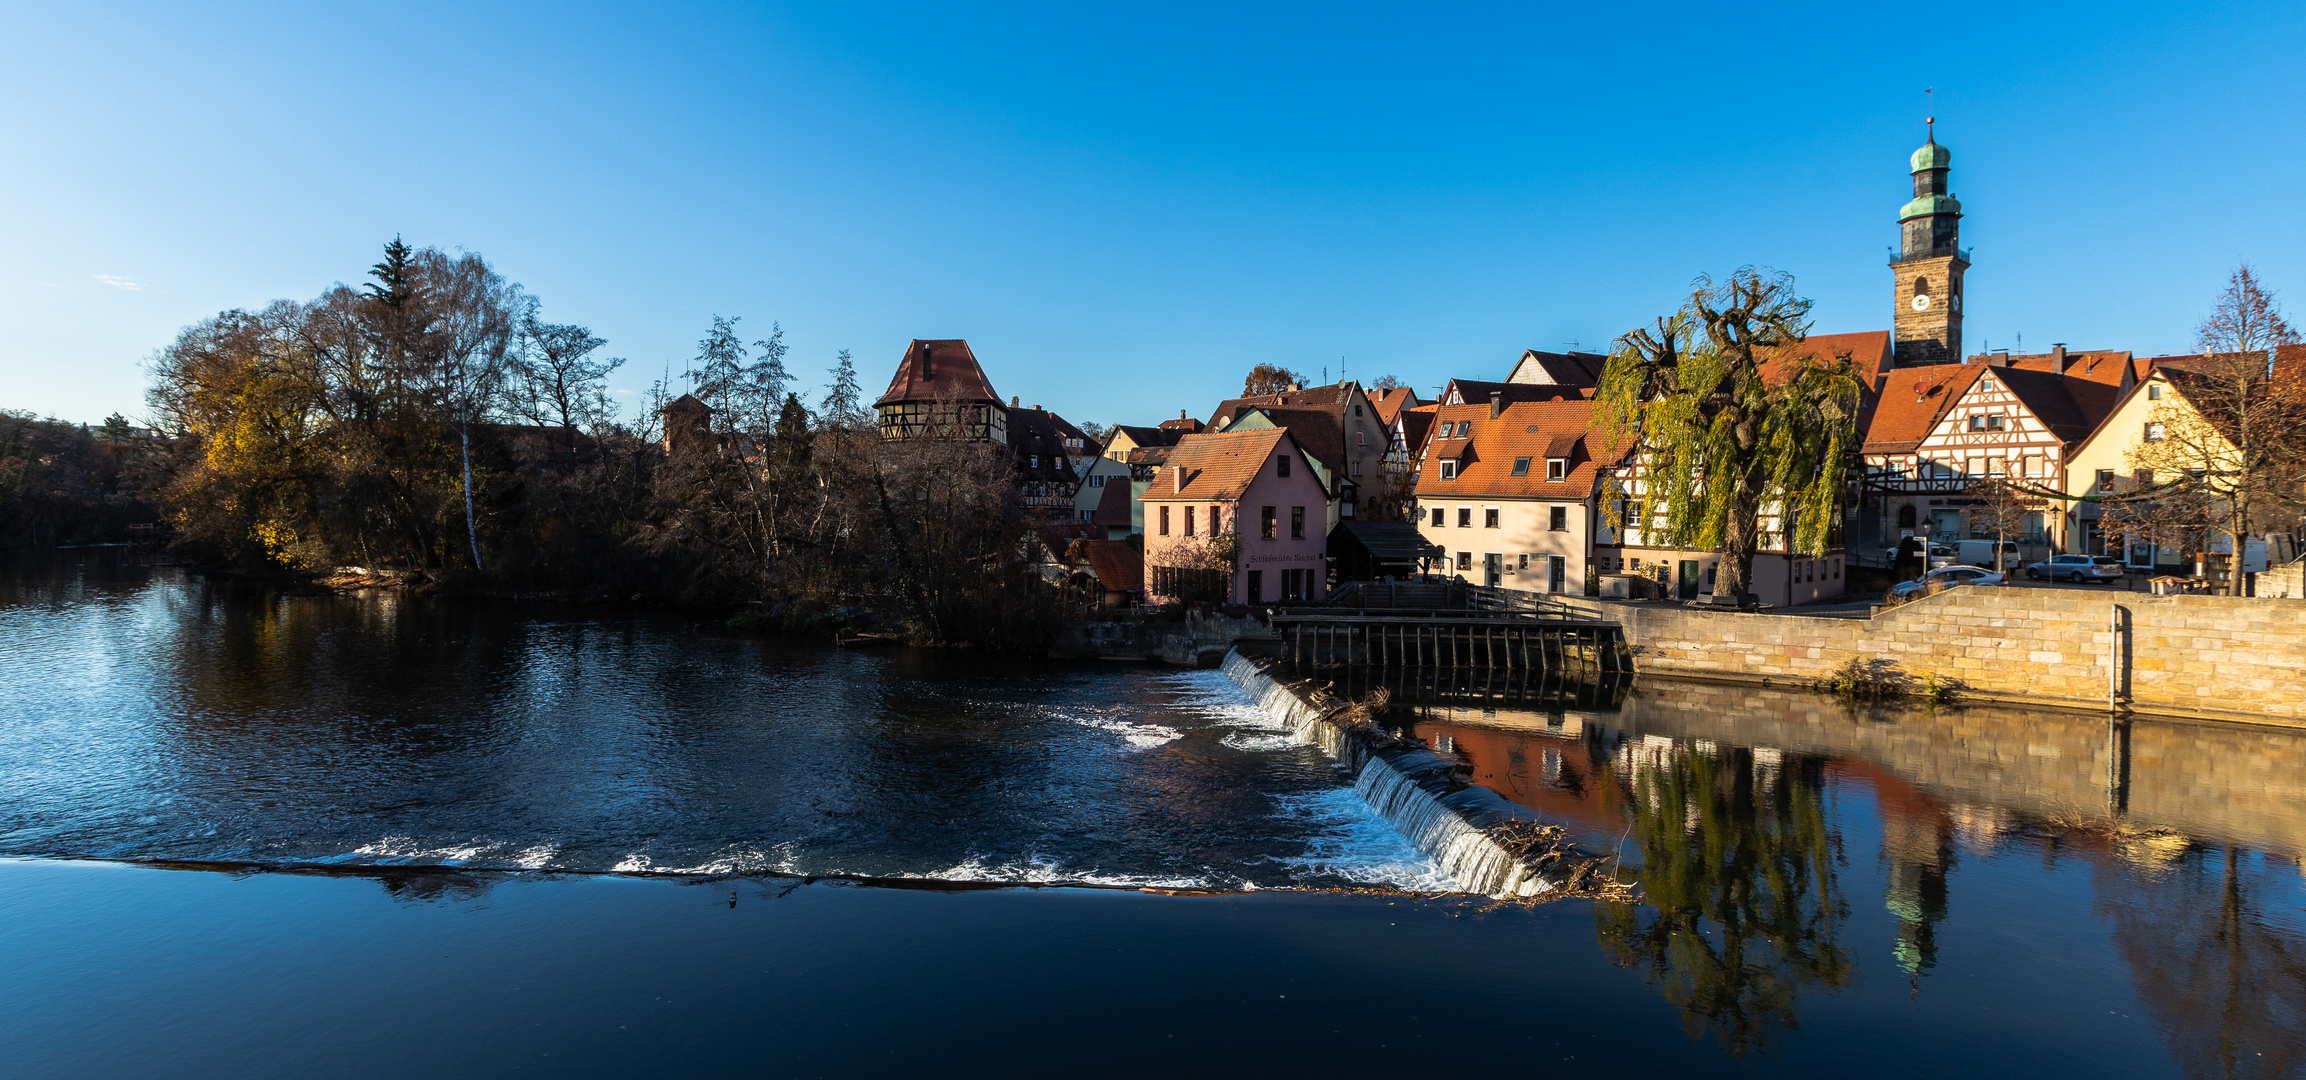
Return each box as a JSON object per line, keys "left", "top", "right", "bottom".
{"left": 1269, "top": 584, "right": 1633, "bottom": 679}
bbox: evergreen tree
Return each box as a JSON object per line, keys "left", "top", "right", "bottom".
{"left": 820, "top": 348, "right": 865, "bottom": 426}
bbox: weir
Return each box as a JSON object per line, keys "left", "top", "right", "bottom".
{"left": 1267, "top": 610, "right": 1634, "bottom": 678}
{"left": 1221, "top": 650, "right": 1604, "bottom": 898}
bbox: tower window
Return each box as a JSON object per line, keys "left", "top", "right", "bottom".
{"left": 1914, "top": 276, "right": 1931, "bottom": 296}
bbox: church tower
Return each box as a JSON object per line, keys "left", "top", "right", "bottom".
{"left": 1891, "top": 124, "right": 1967, "bottom": 367}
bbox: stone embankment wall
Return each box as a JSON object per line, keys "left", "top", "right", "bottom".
{"left": 1054, "top": 612, "right": 1278, "bottom": 666}
{"left": 1554, "top": 588, "right": 2306, "bottom": 725}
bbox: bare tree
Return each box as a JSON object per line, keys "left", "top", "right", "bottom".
{"left": 415, "top": 248, "right": 524, "bottom": 572}
{"left": 2127, "top": 266, "right": 2305, "bottom": 593}
{"left": 1242, "top": 363, "right": 1307, "bottom": 396}
{"left": 513, "top": 313, "right": 621, "bottom": 451}
{"left": 1962, "top": 475, "right": 2041, "bottom": 572}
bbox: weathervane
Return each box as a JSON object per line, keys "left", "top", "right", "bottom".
{"left": 1925, "top": 86, "right": 1937, "bottom": 140}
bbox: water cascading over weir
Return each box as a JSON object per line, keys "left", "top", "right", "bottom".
{"left": 1220, "top": 650, "right": 1613, "bottom": 898}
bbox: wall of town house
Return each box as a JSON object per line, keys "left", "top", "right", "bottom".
{"left": 1416, "top": 497, "right": 1591, "bottom": 591}
{"left": 1871, "top": 374, "right": 2068, "bottom": 550}
{"left": 1141, "top": 463, "right": 1328, "bottom": 605}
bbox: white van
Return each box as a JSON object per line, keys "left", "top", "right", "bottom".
{"left": 1957, "top": 539, "right": 2022, "bottom": 568}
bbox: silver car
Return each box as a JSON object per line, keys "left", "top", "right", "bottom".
{"left": 1891, "top": 565, "right": 2009, "bottom": 599}
{"left": 2024, "top": 554, "right": 2126, "bottom": 584}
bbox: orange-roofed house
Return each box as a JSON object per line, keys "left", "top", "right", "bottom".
{"left": 1142, "top": 427, "right": 1330, "bottom": 605}
{"left": 874, "top": 339, "right": 1006, "bottom": 443}
{"left": 1411, "top": 397, "right": 1628, "bottom": 593}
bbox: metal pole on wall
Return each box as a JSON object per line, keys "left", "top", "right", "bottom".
{"left": 2108, "top": 604, "right": 2119, "bottom": 712}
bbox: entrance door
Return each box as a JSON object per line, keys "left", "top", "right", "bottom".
{"left": 1245, "top": 570, "right": 1263, "bottom": 604}
{"left": 1548, "top": 555, "right": 1566, "bottom": 593}
{"left": 1483, "top": 553, "right": 1502, "bottom": 588}
{"left": 1677, "top": 560, "right": 1702, "bottom": 600}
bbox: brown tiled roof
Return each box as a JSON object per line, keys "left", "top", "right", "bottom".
{"left": 874, "top": 339, "right": 1002, "bottom": 407}
{"left": 1219, "top": 406, "right": 1343, "bottom": 473}
{"left": 1076, "top": 539, "right": 1143, "bottom": 594}
{"left": 1157, "top": 417, "right": 1206, "bottom": 433}
{"left": 1008, "top": 406, "right": 1083, "bottom": 483}
{"left": 1758, "top": 331, "right": 1893, "bottom": 386}
{"left": 1413, "top": 399, "right": 1630, "bottom": 499}
{"left": 1107, "top": 425, "right": 1186, "bottom": 454}
{"left": 1091, "top": 475, "right": 1132, "bottom": 529}
{"left": 1863, "top": 363, "right": 1982, "bottom": 454}
{"left": 1397, "top": 406, "right": 1437, "bottom": 456}
{"left": 1371, "top": 387, "right": 1421, "bottom": 425}
{"left": 1143, "top": 428, "right": 1293, "bottom": 501}
{"left": 1438, "top": 379, "right": 1588, "bottom": 409}
{"left": 1127, "top": 445, "right": 1173, "bottom": 467}
{"left": 1506, "top": 350, "right": 1607, "bottom": 387}
{"left": 662, "top": 393, "right": 711, "bottom": 414}
{"left": 1997, "top": 366, "right": 2122, "bottom": 449}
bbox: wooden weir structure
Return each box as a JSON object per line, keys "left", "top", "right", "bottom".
{"left": 1268, "top": 607, "right": 1633, "bottom": 679}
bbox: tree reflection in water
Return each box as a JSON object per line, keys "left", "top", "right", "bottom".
{"left": 2095, "top": 845, "right": 2306, "bottom": 1080}
{"left": 1592, "top": 740, "right": 1853, "bottom": 1055}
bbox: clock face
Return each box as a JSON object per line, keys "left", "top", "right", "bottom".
{"left": 1911, "top": 294, "right": 1932, "bottom": 312}
{"left": 1951, "top": 295, "right": 1961, "bottom": 311}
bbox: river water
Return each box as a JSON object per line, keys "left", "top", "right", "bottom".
{"left": 4, "top": 547, "right": 2304, "bottom": 1077}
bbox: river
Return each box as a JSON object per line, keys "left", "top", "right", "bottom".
{"left": 3, "top": 546, "right": 2302, "bottom": 1077}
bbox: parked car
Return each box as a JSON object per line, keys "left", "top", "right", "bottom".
{"left": 1891, "top": 565, "right": 2009, "bottom": 599}
{"left": 1885, "top": 539, "right": 1957, "bottom": 569}
{"left": 2024, "top": 554, "right": 2127, "bottom": 584}
{"left": 1957, "top": 539, "right": 2023, "bottom": 568}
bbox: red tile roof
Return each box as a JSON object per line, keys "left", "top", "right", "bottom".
{"left": 1863, "top": 364, "right": 1982, "bottom": 454}
{"left": 1091, "top": 475, "right": 1133, "bottom": 530}
{"left": 1371, "top": 387, "right": 1421, "bottom": 425}
{"left": 1143, "top": 428, "right": 1294, "bottom": 501}
{"left": 1438, "top": 379, "right": 1590, "bottom": 409}
{"left": 1413, "top": 399, "right": 1630, "bottom": 499}
{"left": 874, "top": 339, "right": 1002, "bottom": 407}
{"left": 1076, "top": 539, "right": 1144, "bottom": 594}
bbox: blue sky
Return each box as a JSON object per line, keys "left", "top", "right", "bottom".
{"left": 5, "top": 2, "right": 2302, "bottom": 428}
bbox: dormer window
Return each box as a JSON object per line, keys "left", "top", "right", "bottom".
{"left": 1510, "top": 457, "right": 1531, "bottom": 477}
{"left": 1439, "top": 460, "right": 1459, "bottom": 481}
{"left": 1546, "top": 458, "right": 1567, "bottom": 481}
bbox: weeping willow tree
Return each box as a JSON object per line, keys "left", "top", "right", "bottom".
{"left": 1596, "top": 270, "right": 1866, "bottom": 602}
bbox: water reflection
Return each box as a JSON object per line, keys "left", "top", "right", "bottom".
{"left": 1589, "top": 740, "right": 1853, "bottom": 1054}
{"left": 1389, "top": 681, "right": 2306, "bottom": 1063}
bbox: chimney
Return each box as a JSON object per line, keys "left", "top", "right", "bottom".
{"left": 1179, "top": 409, "right": 1187, "bottom": 420}
{"left": 1011, "top": 396, "right": 1020, "bottom": 408}
{"left": 2051, "top": 344, "right": 2068, "bottom": 367}
{"left": 1033, "top": 404, "right": 1043, "bottom": 411}
{"left": 1172, "top": 465, "right": 1184, "bottom": 491}
{"left": 919, "top": 343, "right": 931, "bottom": 377}
{"left": 1489, "top": 391, "right": 1503, "bottom": 419}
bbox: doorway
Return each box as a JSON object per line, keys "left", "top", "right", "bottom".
{"left": 1548, "top": 555, "right": 1566, "bottom": 593}
{"left": 1677, "top": 560, "right": 1702, "bottom": 601}
{"left": 1483, "top": 553, "right": 1502, "bottom": 588}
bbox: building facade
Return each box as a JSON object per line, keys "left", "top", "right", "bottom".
{"left": 1141, "top": 428, "right": 1330, "bottom": 605}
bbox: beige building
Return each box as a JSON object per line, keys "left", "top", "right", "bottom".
{"left": 1411, "top": 398, "right": 1622, "bottom": 592}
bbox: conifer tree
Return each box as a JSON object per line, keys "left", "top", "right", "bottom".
{"left": 820, "top": 348, "right": 865, "bottom": 427}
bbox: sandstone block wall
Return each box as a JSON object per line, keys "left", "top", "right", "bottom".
{"left": 1559, "top": 588, "right": 2306, "bottom": 724}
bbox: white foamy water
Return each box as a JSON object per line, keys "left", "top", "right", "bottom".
{"left": 917, "top": 854, "right": 1210, "bottom": 890}
{"left": 1068, "top": 715, "right": 1186, "bottom": 750}
{"left": 1267, "top": 788, "right": 1458, "bottom": 891}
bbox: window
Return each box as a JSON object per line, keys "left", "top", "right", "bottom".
{"left": 1987, "top": 457, "right": 2006, "bottom": 476}
{"left": 1549, "top": 506, "right": 1567, "bottom": 532}
{"left": 1458, "top": 422, "right": 1472, "bottom": 438}
{"left": 1159, "top": 505, "right": 1171, "bottom": 535}
{"left": 2135, "top": 468, "right": 2155, "bottom": 486}
{"left": 1183, "top": 505, "right": 1194, "bottom": 536}
{"left": 1029, "top": 455, "right": 1039, "bottom": 468}
{"left": 1626, "top": 500, "right": 1644, "bottom": 531}
{"left": 1987, "top": 414, "right": 2004, "bottom": 430}
{"left": 2144, "top": 422, "right": 2166, "bottom": 442}
{"left": 1089, "top": 474, "right": 1103, "bottom": 487}
{"left": 1431, "top": 507, "right": 1445, "bottom": 527}
{"left": 1081, "top": 509, "right": 1094, "bottom": 521}
{"left": 1438, "top": 421, "right": 1455, "bottom": 438}
{"left": 1350, "top": 460, "right": 1361, "bottom": 476}
{"left": 1439, "top": 460, "right": 1458, "bottom": 480}
{"left": 1278, "top": 455, "right": 1290, "bottom": 478}
{"left": 1546, "top": 458, "right": 1567, "bottom": 481}
{"left": 1354, "top": 404, "right": 1364, "bottom": 417}
{"left": 1355, "top": 431, "right": 1365, "bottom": 446}
{"left": 1208, "top": 506, "right": 1221, "bottom": 534}
{"left": 2096, "top": 469, "right": 2115, "bottom": 492}
{"left": 1981, "top": 374, "right": 1996, "bottom": 391}
{"left": 1518, "top": 553, "right": 1529, "bottom": 570}
{"left": 1456, "top": 551, "right": 1472, "bottom": 571}
{"left": 1484, "top": 508, "right": 1500, "bottom": 529}
{"left": 1291, "top": 506, "right": 1305, "bottom": 539}
{"left": 1457, "top": 507, "right": 1472, "bottom": 528}
{"left": 1914, "top": 275, "right": 1930, "bottom": 297}
{"left": 1967, "top": 415, "right": 1984, "bottom": 431}
{"left": 2147, "top": 384, "right": 2162, "bottom": 400}
{"left": 1261, "top": 506, "right": 1277, "bottom": 539}
{"left": 1898, "top": 505, "right": 1916, "bottom": 528}
{"left": 1510, "top": 457, "right": 1531, "bottom": 477}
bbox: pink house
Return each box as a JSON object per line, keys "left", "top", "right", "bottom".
{"left": 1141, "top": 428, "right": 1330, "bottom": 605}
